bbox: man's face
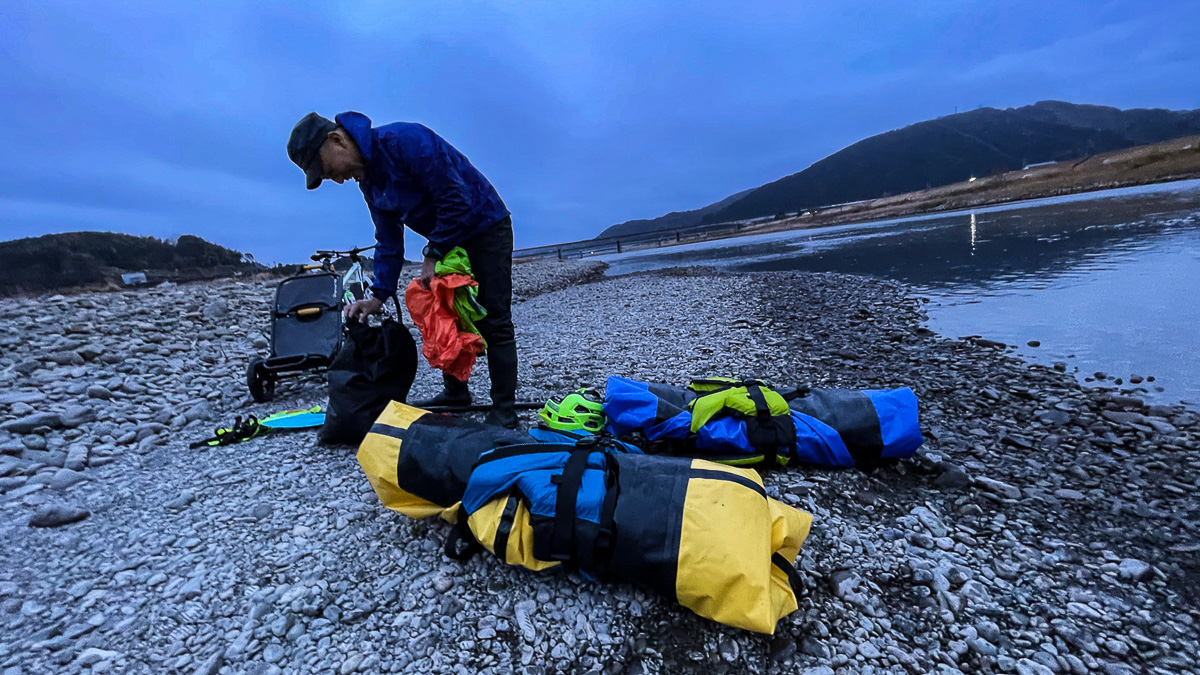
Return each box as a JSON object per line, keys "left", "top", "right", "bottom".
{"left": 319, "top": 130, "right": 365, "bottom": 184}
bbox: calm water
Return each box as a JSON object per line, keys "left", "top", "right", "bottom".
{"left": 599, "top": 180, "right": 1200, "bottom": 406}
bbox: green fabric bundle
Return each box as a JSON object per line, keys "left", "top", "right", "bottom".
{"left": 434, "top": 247, "right": 488, "bottom": 348}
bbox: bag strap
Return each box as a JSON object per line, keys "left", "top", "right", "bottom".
{"left": 491, "top": 494, "right": 520, "bottom": 563}
{"left": 745, "top": 385, "right": 780, "bottom": 467}
{"left": 688, "top": 377, "right": 766, "bottom": 392}
{"left": 474, "top": 443, "right": 575, "bottom": 468}
{"left": 589, "top": 463, "right": 621, "bottom": 578}
{"left": 548, "top": 449, "right": 593, "bottom": 562}
{"left": 443, "top": 505, "right": 483, "bottom": 560}
{"left": 780, "top": 385, "right": 812, "bottom": 402}
{"left": 772, "top": 553, "right": 805, "bottom": 598}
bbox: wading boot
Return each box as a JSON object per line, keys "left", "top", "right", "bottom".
{"left": 483, "top": 338, "right": 519, "bottom": 429}
{"left": 411, "top": 374, "right": 472, "bottom": 408}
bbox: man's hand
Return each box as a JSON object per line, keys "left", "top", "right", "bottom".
{"left": 419, "top": 255, "right": 438, "bottom": 289}
{"left": 344, "top": 296, "right": 384, "bottom": 323}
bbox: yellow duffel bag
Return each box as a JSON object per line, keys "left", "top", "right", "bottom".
{"left": 357, "top": 403, "right": 814, "bottom": 633}
{"left": 456, "top": 444, "right": 813, "bottom": 634}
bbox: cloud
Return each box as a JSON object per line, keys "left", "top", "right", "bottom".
{"left": 1, "top": 0, "right": 1197, "bottom": 262}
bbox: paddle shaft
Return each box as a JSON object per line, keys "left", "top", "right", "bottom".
{"left": 421, "top": 402, "right": 544, "bottom": 413}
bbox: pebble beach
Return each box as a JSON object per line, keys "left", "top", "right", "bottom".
{"left": 1, "top": 259, "right": 1198, "bottom": 674}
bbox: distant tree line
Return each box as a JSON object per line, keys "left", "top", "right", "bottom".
{"left": 0, "top": 232, "right": 254, "bottom": 294}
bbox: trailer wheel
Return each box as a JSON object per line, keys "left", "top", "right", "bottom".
{"left": 247, "top": 358, "right": 275, "bottom": 402}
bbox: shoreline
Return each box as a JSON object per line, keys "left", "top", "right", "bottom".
{"left": 522, "top": 136, "right": 1200, "bottom": 261}
{"left": 599, "top": 179, "right": 1200, "bottom": 414}
{"left": 1, "top": 260, "right": 1197, "bottom": 673}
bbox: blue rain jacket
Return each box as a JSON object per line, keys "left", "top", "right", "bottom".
{"left": 335, "top": 112, "right": 510, "bottom": 302}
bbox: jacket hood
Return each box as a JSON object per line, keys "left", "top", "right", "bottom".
{"left": 334, "top": 111, "right": 374, "bottom": 163}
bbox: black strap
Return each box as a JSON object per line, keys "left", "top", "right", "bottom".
{"left": 492, "top": 495, "right": 519, "bottom": 563}
{"left": 745, "top": 385, "right": 779, "bottom": 467}
{"left": 780, "top": 385, "right": 812, "bottom": 402}
{"left": 549, "top": 449, "right": 592, "bottom": 562}
{"left": 474, "top": 443, "right": 575, "bottom": 468}
{"left": 688, "top": 378, "right": 766, "bottom": 392}
{"left": 443, "top": 507, "right": 482, "bottom": 560}
{"left": 592, "top": 466, "right": 621, "bottom": 577}
{"left": 772, "top": 553, "right": 805, "bottom": 597}
{"left": 574, "top": 434, "right": 630, "bottom": 454}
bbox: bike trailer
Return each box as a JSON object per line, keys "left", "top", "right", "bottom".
{"left": 247, "top": 272, "right": 345, "bottom": 401}
{"left": 357, "top": 402, "right": 813, "bottom": 634}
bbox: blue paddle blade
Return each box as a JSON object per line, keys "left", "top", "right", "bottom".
{"left": 260, "top": 412, "right": 326, "bottom": 429}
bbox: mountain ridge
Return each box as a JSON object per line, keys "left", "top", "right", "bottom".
{"left": 601, "top": 101, "right": 1200, "bottom": 237}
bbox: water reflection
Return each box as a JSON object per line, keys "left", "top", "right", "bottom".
{"left": 600, "top": 180, "right": 1200, "bottom": 404}
{"left": 734, "top": 192, "right": 1200, "bottom": 292}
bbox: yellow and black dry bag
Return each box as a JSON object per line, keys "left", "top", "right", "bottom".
{"left": 453, "top": 441, "right": 812, "bottom": 634}
{"left": 357, "top": 403, "right": 814, "bottom": 634}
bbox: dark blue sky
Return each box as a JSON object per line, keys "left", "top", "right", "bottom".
{"left": 2, "top": 1, "right": 1197, "bottom": 263}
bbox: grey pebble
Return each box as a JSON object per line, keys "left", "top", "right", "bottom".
{"left": 28, "top": 503, "right": 90, "bottom": 528}
{"left": 1117, "top": 558, "right": 1154, "bottom": 582}
{"left": 263, "top": 644, "right": 285, "bottom": 663}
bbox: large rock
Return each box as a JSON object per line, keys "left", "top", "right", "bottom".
{"left": 975, "top": 476, "right": 1022, "bottom": 500}
{"left": 47, "top": 351, "right": 86, "bottom": 367}
{"left": 77, "top": 344, "right": 107, "bottom": 361}
{"left": 935, "top": 464, "right": 972, "bottom": 490}
{"left": 184, "top": 401, "right": 216, "bottom": 423}
{"left": 0, "top": 413, "right": 63, "bottom": 434}
{"left": 74, "top": 648, "right": 120, "bottom": 668}
{"left": 49, "top": 468, "right": 89, "bottom": 490}
{"left": 29, "top": 503, "right": 90, "bottom": 528}
{"left": 1102, "top": 411, "right": 1150, "bottom": 428}
{"left": 911, "top": 505, "right": 948, "bottom": 537}
{"left": 1118, "top": 558, "right": 1154, "bottom": 583}
{"left": 204, "top": 298, "right": 231, "bottom": 320}
{"left": 64, "top": 445, "right": 89, "bottom": 471}
{"left": 0, "top": 391, "right": 42, "bottom": 405}
{"left": 1036, "top": 410, "right": 1071, "bottom": 426}
{"left": 14, "top": 360, "right": 43, "bottom": 376}
{"left": 1016, "top": 659, "right": 1055, "bottom": 675}
{"left": 60, "top": 406, "right": 97, "bottom": 429}
{"left": 1145, "top": 418, "right": 1179, "bottom": 435}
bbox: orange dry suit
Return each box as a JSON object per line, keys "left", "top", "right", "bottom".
{"left": 404, "top": 248, "right": 487, "bottom": 381}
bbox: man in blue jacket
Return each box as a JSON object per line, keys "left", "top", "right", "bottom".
{"left": 287, "top": 111, "right": 519, "bottom": 428}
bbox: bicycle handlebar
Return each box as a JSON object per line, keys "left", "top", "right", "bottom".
{"left": 312, "top": 245, "right": 376, "bottom": 260}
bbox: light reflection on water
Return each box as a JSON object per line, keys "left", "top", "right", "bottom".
{"left": 599, "top": 180, "right": 1200, "bottom": 405}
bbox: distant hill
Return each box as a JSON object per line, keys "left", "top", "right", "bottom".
{"left": 598, "top": 188, "right": 755, "bottom": 239}
{"left": 0, "top": 232, "right": 257, "bottom": 295}
{"left": 604, "top": 101, "right": 1200, "bottom": 235}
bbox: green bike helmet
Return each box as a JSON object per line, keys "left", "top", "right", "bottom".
{"left": 539, "top": 388, "right": 605, "bottom": 433}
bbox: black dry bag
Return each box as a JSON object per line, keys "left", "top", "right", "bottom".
{"left": 319, "top": 318, "right": 418, "bottom": 445}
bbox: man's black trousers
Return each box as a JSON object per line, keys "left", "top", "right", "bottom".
{"left": 460, "top": 216, "right": 515, "bottom": 347}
